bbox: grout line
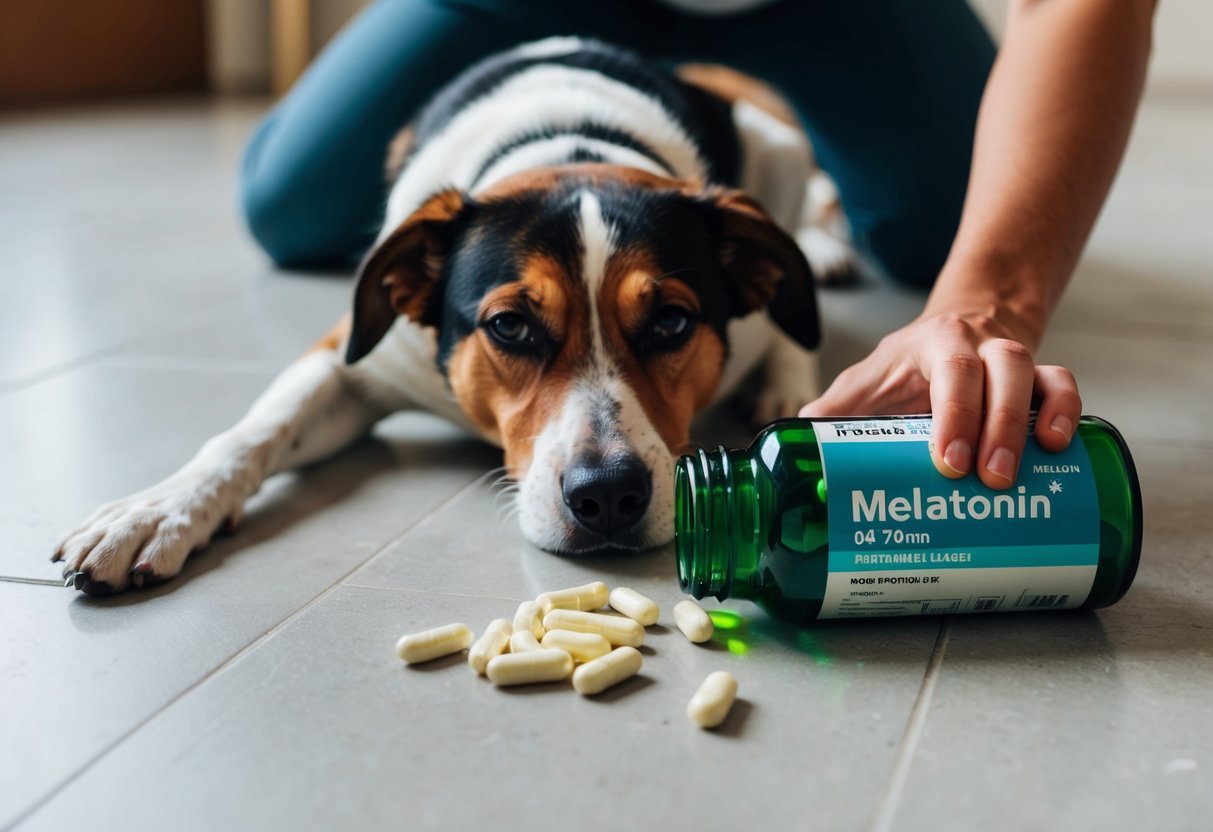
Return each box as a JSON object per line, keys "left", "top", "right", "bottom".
{"left": 337, "top": 467, "right": 501, "bottom": 584}
{"left": 94, "top": 354, "right": 287, "bottom": 375}
{"left": 0, "top": 575, "right": 62, "bottom": 587}
{"left": 866, "top": 617, "right": 952, "bottom": 832}
{"left": 0, "top": 297, "right": 244, "bottom": 399}
{"left": 2, "top": 472, "right": 487, "bottom": 831}
{"left": 341, "top": 583, "right": 525, "bottom": 603}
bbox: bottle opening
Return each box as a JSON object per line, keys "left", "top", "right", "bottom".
{"left": 675, "top": 446, "right": 741, "bottom": 601}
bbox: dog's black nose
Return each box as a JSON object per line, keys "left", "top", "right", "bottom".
{"left": 562, "top": 455, "right": 651, "bottom": 538}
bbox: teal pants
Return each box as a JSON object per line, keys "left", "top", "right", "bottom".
{"left": 241, "top": 0, "right": 995, "bottom": 286}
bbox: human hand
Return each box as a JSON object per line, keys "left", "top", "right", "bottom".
{"left": 798, "top": 312, "right": 1081, "bottom": 489}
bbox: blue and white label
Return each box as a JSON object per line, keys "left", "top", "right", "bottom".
{"left": 815, "top": 416, "right": 1100, "bottom": 619}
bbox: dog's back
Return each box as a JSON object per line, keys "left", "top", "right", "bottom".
{"left": 382, "top": 37, "right": 761, "bottom": 235}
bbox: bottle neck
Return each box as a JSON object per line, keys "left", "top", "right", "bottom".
{"left": 674, "top": 445, "right": 760, "bottom": 601}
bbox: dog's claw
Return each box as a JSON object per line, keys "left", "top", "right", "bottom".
{"left": 51, "top": 551, "right": 63, "bottom": 563}
{"left": 63, "top": 572, "right": 77, "bottom": 588}
{"left": 81, "top": 579, "right": 115, "bottom": 596}
{"left": 73, "top": 571, "right": 88, "bottom": 590}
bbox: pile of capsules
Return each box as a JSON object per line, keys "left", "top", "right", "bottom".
{"left": 395, "top": 581, "right": 738, "bottom": 729}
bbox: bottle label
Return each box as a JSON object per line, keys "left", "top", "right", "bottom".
{"left": 814, "top": 416, "right": 1100, "bottom": 619}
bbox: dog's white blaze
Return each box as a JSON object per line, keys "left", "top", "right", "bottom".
{"left": 578, "top": 191, "right": 614, "bottom": 377}
{"left": 382, "top": 61, "right": 708, "bottom": 234}
{"left": 516, "top": 193, "right": 674, "bottom": 551}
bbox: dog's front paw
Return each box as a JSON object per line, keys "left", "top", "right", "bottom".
{"left": 753, "top": 340, "right": 823, "bottom": 427}
{"left": 52, "top": 471, "right": 245, "bottom": 595}
{"left": 797, "top": 227, "right": 859, "bottom": 286}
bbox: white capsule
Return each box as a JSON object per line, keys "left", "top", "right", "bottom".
{"left": 467, "top": 618, "right": 512, "bottom": 675}
{"left": 687, "top": 671, "right": 738, "bottom": 728}
{"left": 543, "top": 609, "right": 645, "bottom": 648}
{"left": 572, "top": 646, "right": 644, "bottom": 695}
{"left": 608, "top": 587, "right": 660, "bottom": 626}
{"left": 541, "top": 629, "right": 612, "bottom": 663}
{"left": 513, "top": 600, "right": 546, "bottom": 641}
{"left": 674, "top": 600, "right": 714, "bottom": 643}
{"left": 396, "top": 623, "right": 473, "bottom": 664}
{"left": 509, "top": 629, "right": 543, "bottom": 654}
{"left": 486, "top": 648, "right": 574, "bottom": 686}
{"left": 536, "top": 581, "right": 609, "bottom": 614}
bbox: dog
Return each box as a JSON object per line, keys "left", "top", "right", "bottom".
{"left": 53, "top": 37, "right": 856, "bottom": 594}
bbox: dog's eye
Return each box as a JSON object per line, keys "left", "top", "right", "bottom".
{"left": 486, "top": 312, "right": 532, "bottom": 345}
{"left": 650, "top": 305, "right": 694, "bottom": 344}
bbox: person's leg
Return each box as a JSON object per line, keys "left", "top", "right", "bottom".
{"left": 242, "top": 0, "right": 682, "bottom": 268}
{"left": 242, "top": 0, "right": 527, "bottom": 267}
{"left": 687, "top": 0, "right": 996, "bottom": 287}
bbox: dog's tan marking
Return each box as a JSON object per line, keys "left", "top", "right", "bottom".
{"left": 596, "top": 249, "right": 725, "bottom": 452}
{"left": 677, "top": 64, "right": 798, "bottom": 127}
{"left": 385, "top": 126, "right": 414, "bottom": 183}
{"left": 475, "top": 164, "right": 698, "bottom": 202}
{"left": 307, "top": 314, "right": 351, "bottom": 355}
{"left": 446, "top": 250, "right": 591, "bottom": 475}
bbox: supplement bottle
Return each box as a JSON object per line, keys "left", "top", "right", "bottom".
{"left": 674, "top": 415, "right": 1142, "bottom": 622}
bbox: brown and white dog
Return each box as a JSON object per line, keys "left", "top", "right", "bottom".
{"left": 53, "top": 37, "right": 856, "bottom": 594}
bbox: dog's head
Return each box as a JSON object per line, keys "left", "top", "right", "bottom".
{"left": 345, "top": 166, "right": 818, "bottom": 553}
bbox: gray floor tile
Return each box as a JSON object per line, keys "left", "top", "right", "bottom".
{"left": 1036, "top": 332, "right": 1213, "bottom": 445}
{"left": 0, "top": 100, "right": 269, "bottom": 387}
{"left": 887, "top": 442, "right": 1213, "bottom": 831}
{"left": 14, "top": 585, "right": 941, "bottom": 832}
{"left": 107, "top": 271, "right": 354, "bottom": 369}
{"left": 0, "top": 414, "right": 496, "bottom": 828}
{"left": 0, "top": 363, "right": 276, "bottom": 580}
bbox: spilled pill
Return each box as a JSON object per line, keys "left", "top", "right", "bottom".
{"left": 509, "top": 629, "right": 542, "bottom": 653}
{"left": 396, "top": 623, "right": 473, "bottom": 664}
{"left": 674, "top": 600, "right": 714, "bottom": 643}
{"left": 468, "top": 618, "right": 512, "bottom": 675}
{"left": 536, "top": 581, "right": 609, "bottom": 615}
{"left": 487, "top": 648, "right": 574, "bottom": 686}
{"left": 608, "top": 587, "right": 659, "bottom": 626}
{"left": 513, "top": 600, "right": 546, "bottom": 641}
{"left": 687, "top": 671, "right": 737, "bottom": 728}
{"left": 541, "top": 629, "right": 612, "bottom": 663}
{"left": 543, "top": 609, "right": 645, "bottom": 648}
{"left": 572, "top": 646, "right": 643, "bottom": 695}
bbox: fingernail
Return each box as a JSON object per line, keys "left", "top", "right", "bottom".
{"left": 1050, "top": 415, "right": 1073, "bottom": 440}
{"left": 987, "top": 447, "right": 1017, "bottom": 483}
{"left": 942, "top": 439, "right": 973, "bottom": 475}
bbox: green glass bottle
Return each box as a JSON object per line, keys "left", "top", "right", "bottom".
{"left": 674, "top": 415, "right": 1142, "bottom": 623}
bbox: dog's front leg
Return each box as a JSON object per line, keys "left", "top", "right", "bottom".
{"left": 53, "top": 348, "right": 390, "bottom": 594}
{"left": 753, "top": 329, "right": 823, "bottom": 426}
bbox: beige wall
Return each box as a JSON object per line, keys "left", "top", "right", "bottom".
{"left": 970, "top": 0, "right": 1213, "bottom": 92}
{"left": 209, "top": 0, "right": 1212, "bottom": 95}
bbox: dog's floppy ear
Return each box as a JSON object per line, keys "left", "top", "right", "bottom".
{"left": 345, "top": 189, "right": 472, "bottom": 364}
{"left": 702, "top": 188, "right": 820, "bottom": 351}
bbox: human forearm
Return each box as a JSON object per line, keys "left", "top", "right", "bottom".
{"left": 927, "top": 0, "right": 1155, "bottom": 348}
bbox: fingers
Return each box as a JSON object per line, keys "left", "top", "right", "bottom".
{"left": 975, "top": 339, "right": 1037, "bottom": 489}
{"left": 1032, "top": 365, "right": 1082, "bottom": 452}
{"left": 926, "top": 351, "right": 984, "bottom": 478}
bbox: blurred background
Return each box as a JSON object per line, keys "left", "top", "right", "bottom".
{"left": 2, "top": 0, "right": 1210, "bottom": 108}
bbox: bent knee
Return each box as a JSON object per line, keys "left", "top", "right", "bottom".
{"left": 858, "top": 214, "right": 956, "bottom": 289}
{"left": 240, "top": 121, "right": 373, "bottom": 269}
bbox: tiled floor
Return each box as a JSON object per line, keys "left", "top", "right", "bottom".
{"left": 1, "top": 92, "right": 1210, "bottom": 831}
